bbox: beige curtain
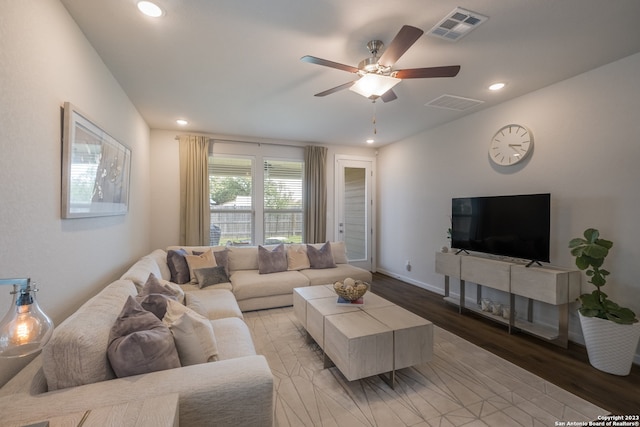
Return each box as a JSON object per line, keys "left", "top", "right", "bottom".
{"left": 179, "top": 135, "right": 211, "bottom": 245}
{"left": 304, "top": 146, "right": 327, "bottom": 243}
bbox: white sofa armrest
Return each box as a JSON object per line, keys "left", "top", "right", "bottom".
{"left": 0, "top": 355, "right": 273, "bottom": 427}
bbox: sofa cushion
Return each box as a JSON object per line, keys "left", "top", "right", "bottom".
{"left": 299, "top": 264, "right": 373, "bottom": 286}
{"left": 185, "top": 249, "right": 217, "bottom": 283}
{"left": 120, "top": 256, "right": 165, "bottom": 292}
{"left": 42, "top": 280, "right": 138, "bottom": 390}
{"left": 108, "top": 296, "right": 181, "bottom": 378}
{"left": 167, "top": 248, "right": 191, "bottom": 284}
{"left": 163, "top": 299, "right": 219, "bottom": 365}
{"left": 287, "top": 244, "right": 311, "bottom": 271}
{"left": 186, "top": 289, "right": 243, "bottom": 320}
{"left": 307, "top": 242, "right": 337, "bottom": 269}
{"left": 231, "top": 270, "right": 309, "bottom": 301}
{"left": 194, "top": 266, "right": 230, "bottom": 289}
{"left": 228, "top": 246, "right": 259, "bottom": 271}
{"left": 210, "top": 317, "right": 257, "bottom": 360}
{"left": 136, "top": 273, "right": 179, "bottom": 319}
{"left": 180, "top": 281, "right": 232, "bottom": 293}
{"left": 258, "top": 243, "right": 287, "bottom": 274}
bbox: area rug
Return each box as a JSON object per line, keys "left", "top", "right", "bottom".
{"left": 244, "top": 307, "right": 607, "bottom": 427}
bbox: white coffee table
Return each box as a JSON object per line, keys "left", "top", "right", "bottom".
{"left": 293, "top": 285, "right": 433, "bottom": 388}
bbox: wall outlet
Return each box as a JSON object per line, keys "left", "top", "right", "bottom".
{"left": 405, "top": 260, "right": 411, "bottom": 271}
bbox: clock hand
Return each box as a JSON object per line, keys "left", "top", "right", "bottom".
{"left": 508, "top": 143, "right": 522, "bottom": 153}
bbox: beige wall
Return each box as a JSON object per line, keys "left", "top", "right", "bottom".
{"left": 149, "top": 130, "right": 376, "bottom": 249}
{"left": 0, "top": 0, "right": 151, "bottom": 384}
{"left": 377, "top": 52, "right": 640, "bottom": 361}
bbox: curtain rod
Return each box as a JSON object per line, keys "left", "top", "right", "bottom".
{"left": 174, "top": 135, "right": 311, "bottom": 149}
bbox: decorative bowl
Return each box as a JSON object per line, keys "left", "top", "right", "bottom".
{"left": 333, "top": 278, "right": 369, "bottom": 301}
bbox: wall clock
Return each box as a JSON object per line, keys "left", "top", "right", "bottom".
{"left": 489, "top": 124, "right": 533, "bottom": 166}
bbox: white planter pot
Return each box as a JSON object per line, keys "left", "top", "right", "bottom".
{"left": 578, "top": 312, "right": 640, "bottom": 376}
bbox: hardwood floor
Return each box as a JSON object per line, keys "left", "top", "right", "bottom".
{"left": 370, "top": 272, "right": 640, "bottom": 416}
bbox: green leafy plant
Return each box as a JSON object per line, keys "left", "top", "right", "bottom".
{"left": 569, "top": 228, "right": 638, "bottom": 325}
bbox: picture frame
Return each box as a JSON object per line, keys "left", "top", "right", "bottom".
{"left": 61, "top": 102, "right": 131, "bottom": 218}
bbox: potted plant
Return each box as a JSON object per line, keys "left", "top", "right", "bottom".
{"left": 569, "top": 228, "right": 640, "bottom": 375}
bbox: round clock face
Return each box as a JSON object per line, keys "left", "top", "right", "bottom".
{"left": 489, "top": 124, "right": 533, "bottom": 166}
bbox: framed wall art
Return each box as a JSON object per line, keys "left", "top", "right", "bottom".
{"left": 61, "top": 102, "right": 131, "bottom": 218}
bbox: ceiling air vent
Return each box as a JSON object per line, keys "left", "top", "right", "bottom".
{"left": 425, "top": 94, "right": 484, "bottom": 111}
{"left": 428, "top": 7, "right": 488, "bottom": 42}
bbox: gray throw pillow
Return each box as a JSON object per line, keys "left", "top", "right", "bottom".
{"left": 193, "top": 249, "right": 230, "bottom": 277}
{"left": 135, "top": 273, "right": 179, "bottom": 319}
{"left": 107, "top": 296, "right": 181, "bottom": 378}
{"left": 307, "top": 242, "right": 337, "bottom": 269}
{"left": 194, "top": 266, "right": 230, "bottom": 289}
{"left": 258, "top": 243, "right": 288, "bottom": 274}
{"left": 213, "top": 249, "right": 229, "bottom": 276}
{"left": 167, "top": 249, "right": 190, "bottom": 284}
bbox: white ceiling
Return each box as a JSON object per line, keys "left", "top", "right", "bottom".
{"left": 60, "top": 0, "right": 640, "bottom": 147}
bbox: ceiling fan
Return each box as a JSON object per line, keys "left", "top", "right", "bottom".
{"left": 301, "top": 25, "right": 460, "bottom": 102}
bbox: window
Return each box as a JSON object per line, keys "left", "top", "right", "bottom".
{"left": 263, "top": 159, "right": 303, "bottom": 244}
{"left": 209, "top": 156, "right": 253, "bottom": 245}
{"left": 208, "top": 153, "right": 304, "bottom": 246}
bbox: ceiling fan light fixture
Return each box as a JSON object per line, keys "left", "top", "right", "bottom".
{"left": 349, "top": 74, "right": 401, "bottom": 98}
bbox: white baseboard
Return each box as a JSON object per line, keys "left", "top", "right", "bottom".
{"left": 375, "top": 268, "right": 443, "bottom": 295}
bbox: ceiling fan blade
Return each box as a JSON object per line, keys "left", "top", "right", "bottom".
{"left": 380, "top": 89, "right": 398, "bottom": 103}
{"left": 378, "top": 25, "right": 424, "bottom": 68}
{"left": 314, "top": 81, "right": 355, "bottom": 97}
{"left": 301, "top": 55, "right": 359, "bottom": 73}
{"left": 394, "top": 65, "right": 461, "bottom": 79}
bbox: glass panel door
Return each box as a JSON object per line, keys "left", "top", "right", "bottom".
{"left": 335, "top": 157, "right": 374, "bottom": 271}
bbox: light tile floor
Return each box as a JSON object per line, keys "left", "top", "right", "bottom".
{"left": 244, "top": 307, "right": 606, "bottom": 427}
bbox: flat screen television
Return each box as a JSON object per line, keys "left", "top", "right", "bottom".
{"left": 451, "top": 193, "right": 551, "bottom": 263}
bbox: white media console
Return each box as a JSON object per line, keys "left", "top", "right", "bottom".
{"left": 435, "top": 252, "right": 581, "bottom": 348}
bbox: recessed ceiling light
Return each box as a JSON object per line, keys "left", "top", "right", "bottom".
{"left": 489, "top": 82, "right": 506, "bottom": 91}
{"left": 137, "top": 1, "right": 164, "bottom": 18}
{"left": 176, "top": 119, "right": 188, "bottom": 126}
{"left": 366, "top": 139, "right": 374, "bottom": 144}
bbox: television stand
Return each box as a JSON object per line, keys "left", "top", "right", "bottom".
{"left": 435, "top": 252, "right": 580, "bottom": 348}
{"left": 526, "top": 259, "right": 543, "bottom": 268}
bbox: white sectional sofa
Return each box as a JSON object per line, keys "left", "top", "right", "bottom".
{"left": 162, "top": 242, "right": 372, "bottom": 311}
{"left": 0, "top": 241, "right": 371, "bottom": 427}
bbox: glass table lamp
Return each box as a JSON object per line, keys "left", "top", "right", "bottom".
{"left": 0, "top": 278, "right": 54, "bottom": 358}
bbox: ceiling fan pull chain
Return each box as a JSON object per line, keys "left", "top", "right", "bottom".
{"left": 372, "top": 100, "right": 377, "bottom": 135}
